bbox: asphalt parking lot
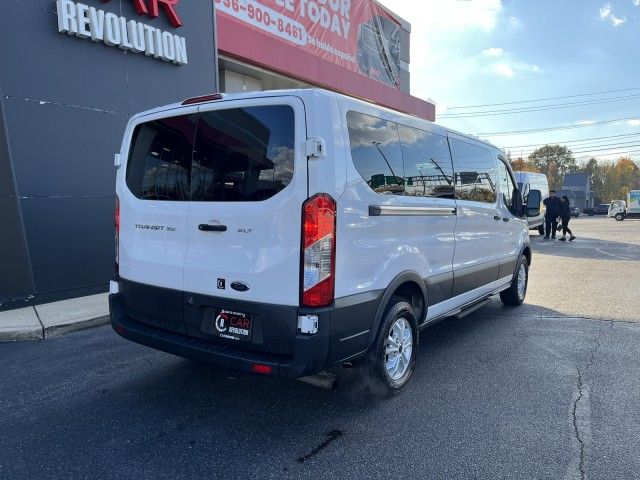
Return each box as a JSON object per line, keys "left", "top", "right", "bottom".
{"left": 1, "top": 217, "right": 639, "bottom": 480}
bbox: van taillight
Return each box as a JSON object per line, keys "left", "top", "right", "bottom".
{"left": 115, "top": 195, "right": 120, "bottom": 275}
{"left": 301, "top": 194, "right": 336, "bottom": 308}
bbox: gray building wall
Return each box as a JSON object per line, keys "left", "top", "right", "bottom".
{"left": 0, "top": 0, "right": 218, "bottom": 310}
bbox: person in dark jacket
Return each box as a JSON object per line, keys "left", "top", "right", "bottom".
{"left": 542, "top": 190, "right": 561, "bottom": 239}
{"left": 558, "top": 195, "right": 576, "bottom": 241}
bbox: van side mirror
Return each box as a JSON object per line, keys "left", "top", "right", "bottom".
{"left": 525, "top": 189, "right": 542, "bottom": 217}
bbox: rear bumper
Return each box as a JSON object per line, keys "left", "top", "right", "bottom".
{"left": 109, "top": 280, "right": 382, "bottom": 379}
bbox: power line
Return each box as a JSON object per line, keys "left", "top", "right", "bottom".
{"left": 516, "top": 142, "right": 640, "bottom": 156}
{"left": 439, "top": 93, "right": 640, "bottom": 118}
{"left": 517, "top": 148, "right": 640, "bottom": 159}
{"left": 445, "top": 86, "right": 640, "bottom": 110}
{"left": 515, "top": 139, "right": 640, "bottom": 155}
{"left": 476, "top": 116, "right": 640, "bottom": 136}
{"left": 504, "top": 132, "right": 640, "bottom": 149}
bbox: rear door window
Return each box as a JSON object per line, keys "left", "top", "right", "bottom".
{"left": 192, "top": 105, "right": 294, "bottom": 202}
{"left": 125, "top": 105, "right": 294, "bottom": 202}
{"left": 126, "top": 115, "right": 197, "bottom": 201}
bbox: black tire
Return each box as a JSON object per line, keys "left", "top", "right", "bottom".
{"left": 588, "top": 212, "right": 595, "bottom": 216}
{"left": 360, "top": 298, "right": 418, "bottom": 395}
{"left": 615, "top": 213, "right": 624, "bottom": 221}
{"left": 537, "top": 225, "right": 545, "bottom": 236}
{"left": 500, "top": 256, "right": 529, "bottom": 306}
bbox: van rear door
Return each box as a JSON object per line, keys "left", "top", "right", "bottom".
{"left": 182, "top": 97, "right": 307, "bottom": 307}
{"left": 119, "top": 107, "right": 198, "bottom": 291}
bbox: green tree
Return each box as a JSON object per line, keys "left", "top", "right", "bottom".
{"left": 528, "top": 145, "right": 577, "bottom": 189}
{"left": 583, "top": 157, "right": 604, "bottom": 201}
{"left": 509, "top": 155, "right": 539, "bottom": 173}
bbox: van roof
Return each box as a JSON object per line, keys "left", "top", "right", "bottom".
{"left": 131, "top": 88, "right": 501, "bottom": 152}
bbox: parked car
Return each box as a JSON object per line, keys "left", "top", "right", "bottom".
{"left": 570, "top": 206, "right": 580, "bottom": 217}
{"left": 583, "top": 204, "right": 610, "bottom": 216}
{"left": 109, "top": 88, "right": 541, "bottom": 394}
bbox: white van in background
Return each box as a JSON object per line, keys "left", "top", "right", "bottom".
{"left": 514, "top": 172, "right": 549, "bottom": 235}
{"left": 109, "top": 89, "right": 542, "bottom": 393}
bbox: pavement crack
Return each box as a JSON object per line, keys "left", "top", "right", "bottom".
{"left": 571, "top": 368, "right": 587, "bottom": 480}
{"left": 569, "top": 328, "right": 604, "bottom": 480}
{"left": 296, "top": 429, "right": 343, "bottom": 463}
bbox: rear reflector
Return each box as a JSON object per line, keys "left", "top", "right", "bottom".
{"left": 301, "top": 194, "right": 336, "bottom": 308}
{"left": 181, "top": 93, "right": 224, "bottom": 105}
{"left": 251, "top": 364, "right": 273, "bottom": 375}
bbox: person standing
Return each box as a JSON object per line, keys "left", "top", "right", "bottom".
{"left": 542, "top": 190, "right": 561, "bottom": 239}
{"left": 558, "top": 195, "right": 576, "bottom": 241}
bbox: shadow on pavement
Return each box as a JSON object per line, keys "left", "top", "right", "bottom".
{"left": 529, "top": 234, "right": 640, "bottom": 262}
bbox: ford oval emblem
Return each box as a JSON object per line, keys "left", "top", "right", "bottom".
{"left": 230, "top": 281, "right": 249, "bottom": 292}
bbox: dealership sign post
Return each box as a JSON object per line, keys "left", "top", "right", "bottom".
{"left": 55, "top": 0, "right": 188, "bottom": 65}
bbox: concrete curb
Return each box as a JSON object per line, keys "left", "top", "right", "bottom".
{"left": 0, "top": 293, "right": 110, "bottom": 342}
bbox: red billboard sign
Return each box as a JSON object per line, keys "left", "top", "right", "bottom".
{"left": 216, "top": 0, "right": 401, "bottom": 88}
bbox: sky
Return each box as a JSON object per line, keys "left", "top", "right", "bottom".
{"left": 379, "top": 0, "right": 640, "bottom": 164}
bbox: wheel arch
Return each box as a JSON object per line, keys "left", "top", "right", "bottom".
{"left": 367, "top": 271, "right": 427, "bottom": 348}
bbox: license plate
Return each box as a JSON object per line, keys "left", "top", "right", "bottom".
{"left": 203, "top": 309, "right": 252, "bottom": 342}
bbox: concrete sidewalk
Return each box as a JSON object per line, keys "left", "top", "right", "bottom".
{"left": 0, "top": 293, "right": 109, "bottom": 342}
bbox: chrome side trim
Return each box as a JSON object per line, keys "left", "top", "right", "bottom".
{"left": 369, "top": 205, "right": 457, "bottom": 216}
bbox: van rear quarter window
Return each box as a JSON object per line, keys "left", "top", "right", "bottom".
{"left": 346, "top": 111, "right": 456, "bottom": 198}
{"left": 125, "top": 105, "right": 295, "bottom": 202}
{"left": 346, "top": 111, "right": 405, "bottom": 195}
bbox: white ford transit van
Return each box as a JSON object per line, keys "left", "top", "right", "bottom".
{"left": 109, "top": 89, "right": 541, "bottom": 393}
{"left": 514, "top": 171, "right": 549, "bottom": 235}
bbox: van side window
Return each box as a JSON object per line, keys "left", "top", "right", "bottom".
{"left": 449, "top": 139, "right": 497, "bottom": 204}
{"left": 497, "top": 160, "right": 515, "bottom": 210}
{"left": 397, "top": 125, "right": 454, "bottom": 198}
{"left": 347, "top": 111, "right": 405, "bottom": 195}
{"left": 126, "top": 115, "right": 197, "bottom": 201}
{"left": 192, "top": 106, "right": 294, "bottom": 202}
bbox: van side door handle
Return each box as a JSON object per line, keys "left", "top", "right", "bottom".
{"left": 493, "top": 215, "right": 502, "bottom": 221}
{"left": 198, "top": 224, "right": 227, "bottom": 232}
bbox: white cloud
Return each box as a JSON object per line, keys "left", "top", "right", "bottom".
{"left": 494, "top": 63, "right": 514, "bottom": 77}
{"left": 576, "top": 120, "right": 596, "bottom": 126}
{"left": 508, "top": 16, "right": 522, "bottom": 28}
{"left": 482, "top": 47, "right": 504, "bottom": 57}
{"left": 599, "top": 3, "right": 627, "bottom": 26}
{"left": 634, "top": 0, "right": 640, "bottom": 7}
{"left": 627, "top": 119, "right": 640, "bottom": 126}
{"left": 611, "top": 14, "right": 627, "bottom": 26}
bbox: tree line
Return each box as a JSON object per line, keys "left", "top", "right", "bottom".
{"left": 507, "top": 144, "right": 640, "bottom": 202}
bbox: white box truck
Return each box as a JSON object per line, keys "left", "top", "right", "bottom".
{"left": 609, "top": 190, "right": 640, "bottom": 220}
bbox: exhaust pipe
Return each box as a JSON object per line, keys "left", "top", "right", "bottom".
{"left": 298, "top": 373, "right": 338, "bottom": 390}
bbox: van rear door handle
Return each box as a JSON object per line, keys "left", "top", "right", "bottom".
{"left": 198, "top": 224, "right": 227, "bottom": 232}
{"left": 493, "top": 215, "right": 502, "bottom": 221}
{"left": 503, "top": 217, "right": 510, "bottom": 222}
